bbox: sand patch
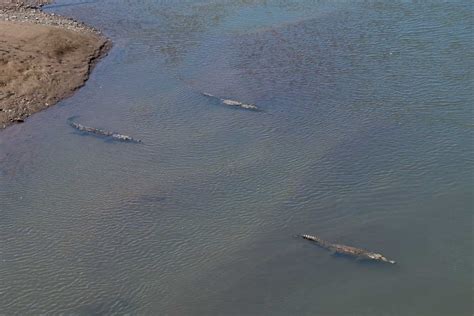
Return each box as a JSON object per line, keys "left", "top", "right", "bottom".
{"left": 0, "top": 1, "right": 110, "bottom": 128}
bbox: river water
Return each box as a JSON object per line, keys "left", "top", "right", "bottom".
{"left": 1, "top": 0, "right": 472, "bottom": 315}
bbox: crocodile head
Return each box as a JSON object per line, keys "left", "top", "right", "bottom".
{"left": 368, "top": 253, "right": 396, "bottom": 264}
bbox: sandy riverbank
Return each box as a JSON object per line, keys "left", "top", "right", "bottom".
{"left": 0, "top": 0, "right": 111, "bottom": 129}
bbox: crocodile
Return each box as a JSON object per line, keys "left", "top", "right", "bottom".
{"left": 201, "top": 92, "right": 259, "bottom": 111}
{"left": 301, "top": 234, "right": 396, "bottom": 264}
{"left": 67, "top": 117, "right": 141, "bottom": 143}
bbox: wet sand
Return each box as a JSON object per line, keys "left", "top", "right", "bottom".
{"left": 0, "top": 0, "right": 111, "bottom": 128}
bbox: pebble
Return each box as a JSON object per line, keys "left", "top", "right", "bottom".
{"left": 0, "top": 6, "right": 104, "bottom": 36}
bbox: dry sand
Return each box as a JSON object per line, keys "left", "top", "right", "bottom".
{"left": 0, "top": 0, "right": 111, "bottom": 128}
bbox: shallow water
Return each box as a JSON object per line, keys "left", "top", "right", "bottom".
{"left": 1, "top": 0, "right": 473, "bottom": 315}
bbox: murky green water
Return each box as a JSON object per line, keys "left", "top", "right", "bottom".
{"left": 1, "top": 0, "right": 472, "bottom": 315}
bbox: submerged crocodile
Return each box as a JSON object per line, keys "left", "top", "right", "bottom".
{"left": 301, "top": 234, "right": 396, "bottom": 264}
{"left": 201, "top": 92, "right": 259, "bottom": 111}
{"left": 67, "top": 117, "right": 141, "bottom": 143}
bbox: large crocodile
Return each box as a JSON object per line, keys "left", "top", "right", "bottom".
{"left": 201, "top": 92, "right": 259, "bottom": 111}
{"left": 67, "top": 117, "right": 141, "bottom": 143}
{"left": 301, "top": 234, "right": 396, "bottom": 264}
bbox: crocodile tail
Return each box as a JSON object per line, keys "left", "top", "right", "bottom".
{"left": 301, "top": 234, "right": 325, "bottom": 245}
{"left": 67, "top": 115, "right": 80, "bottom": 123}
